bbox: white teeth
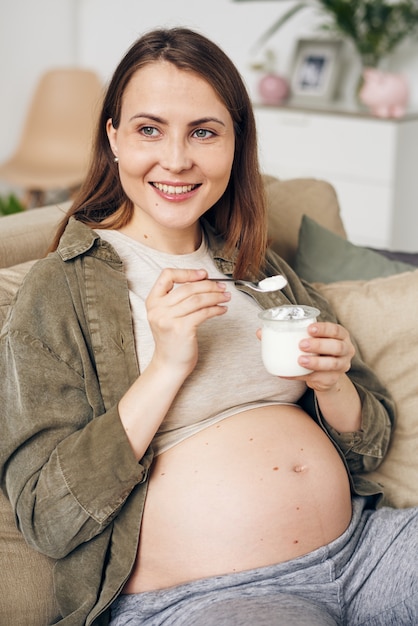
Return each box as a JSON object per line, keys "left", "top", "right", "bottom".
{"left": 154, "top": 183, "right": 195, "bottom": 194}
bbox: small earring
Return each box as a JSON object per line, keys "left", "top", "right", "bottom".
{"left": 114, "top": 156, "right": 119, "bottom": 163}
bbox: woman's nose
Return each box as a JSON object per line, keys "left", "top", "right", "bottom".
{"left": 160, "top": 137, "right": 192, "bottom": 172}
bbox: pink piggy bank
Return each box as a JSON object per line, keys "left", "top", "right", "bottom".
{"left": 359, "top": 68, "right": 409, "bottom": 118}
{"left": 258, "top": 73, "right": 289, "bottom": 105}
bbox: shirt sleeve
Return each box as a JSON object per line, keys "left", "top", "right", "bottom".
{"left": 0, "top": 260, "right": 152, "bottom": 559}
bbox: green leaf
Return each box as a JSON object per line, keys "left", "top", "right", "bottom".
{"left": 0, "top": 194, "right": 25, "bottom": 215}
{"left": 240, "top": 0, "right": 418, "bottom": 66}
{"left": 251, "top": 3, "right": 309, "bottom": 51}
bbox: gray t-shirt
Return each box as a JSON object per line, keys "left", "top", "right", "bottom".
{"left": 97, "top": 229, "right": 306, "bottom": 455}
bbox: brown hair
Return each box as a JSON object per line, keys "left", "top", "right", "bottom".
{"left": 51, "top": 27, "right": 267, "bottom": 277}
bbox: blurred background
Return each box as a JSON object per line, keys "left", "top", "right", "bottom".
{"left": 2, "top": 0, "right": 418, "bottom": 166}
{"left": 1, "top": 0, "right": 418, "bottom": 246}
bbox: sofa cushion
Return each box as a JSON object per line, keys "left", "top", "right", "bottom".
{"left": 0, "top": 202, "right": 69, "bottom": 269}
{"left": 294, "top": 215, "right": 416, "bottom": 283}
{"left": 264, "top": 177, "right": 346, "bottom": 266}
{"left": 316, "top": 269, "right": 418, "bottom": 509}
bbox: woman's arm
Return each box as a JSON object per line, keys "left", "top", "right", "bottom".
{"left": 1, "top": 326, "right": 145, "bottom": 558}
{"left": 118, "top": 268, "right": 230, "bottom": 460}
{"left": 0, "top": 262, "right": 230, "bottom": 558}
{"left": 263, "top": 250, "right": 395, "bottom": 474}
{"left": 299, "top": 320, "right": 362, "bottom": 432}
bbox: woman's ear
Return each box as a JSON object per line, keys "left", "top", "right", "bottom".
{"left": 106, "top": 119, "right": 118, "bottom": 158}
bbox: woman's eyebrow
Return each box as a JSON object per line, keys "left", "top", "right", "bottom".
{"left": 129, "top": 113, "right": 226, "bottom": 127}
{"left": 189, "top": 117, "right": 226, "bottom": 128}
{"left": 129, "top": 113, "right": 165, "bottom": 123}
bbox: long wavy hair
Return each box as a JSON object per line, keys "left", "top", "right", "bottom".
{"left": 50, "top": 27, "right": 267, "bottom": 278}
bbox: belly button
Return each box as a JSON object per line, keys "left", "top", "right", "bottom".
{"left": 293, "top": 464, "right": 308, "bottom": 473}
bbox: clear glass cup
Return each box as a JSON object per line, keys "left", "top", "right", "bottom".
{"left": 258, "top": 305, "right": 320, "bottom": 376}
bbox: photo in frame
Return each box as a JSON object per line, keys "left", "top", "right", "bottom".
{"left": 289, "top": 38, "right": 343, "bottom": 104}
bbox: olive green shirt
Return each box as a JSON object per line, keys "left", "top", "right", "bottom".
{"left": 0, "top": 218, "right": 394, "bottom": 625}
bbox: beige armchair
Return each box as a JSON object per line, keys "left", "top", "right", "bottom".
{"left": 0, "top": 68, "right": 103, "bottom": 207}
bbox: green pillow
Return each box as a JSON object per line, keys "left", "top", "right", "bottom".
{"left": 294, "top": 215, "right": 415, "bottom": 284}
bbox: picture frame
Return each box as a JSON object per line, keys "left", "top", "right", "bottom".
{"left": 289, "top": 38, "right": 343, "bottom": 105}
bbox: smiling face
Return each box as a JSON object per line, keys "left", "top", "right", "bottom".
{"left": 106, "top": 61, "right": 235, "bottom": 253}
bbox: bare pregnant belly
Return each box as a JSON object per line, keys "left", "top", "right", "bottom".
{"left": 124, "top": 405, "right": 352, "bottom": 592}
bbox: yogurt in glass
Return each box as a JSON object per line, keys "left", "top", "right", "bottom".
{"left": 258, "top": 305, "right": 320, "bottom": 376}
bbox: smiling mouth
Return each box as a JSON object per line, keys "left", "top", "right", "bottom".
{"left": 151, "top": 182, "right": 200, "bottom": 195}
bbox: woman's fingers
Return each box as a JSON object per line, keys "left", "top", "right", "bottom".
{"left": 147, "top": 268, "right": 231, "bottom": 321}
{"left": 150, "top": 268, "right": 208, "bottom": 297}
{"left": 295, "top": 322, "right": 355, "bottom": 390}
{"left": 145, "top": 269, "right": 231, "bottom": 374}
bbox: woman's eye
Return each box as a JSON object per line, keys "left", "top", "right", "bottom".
{"left": 193, "top": 128, "right": 214, "bottom": 139}
{"left": 140, "top": 126, "right": 159, "bottom": 137}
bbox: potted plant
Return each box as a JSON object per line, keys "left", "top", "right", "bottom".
{"left": 0, "top": 193, "right": 25, "bottom": 216}
{"left": 235, "top": 0, "right": 418, "bottom": 69}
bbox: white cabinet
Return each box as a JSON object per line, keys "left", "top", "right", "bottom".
{"left": 254, "top": 104, "right": 418, "bottom": 251}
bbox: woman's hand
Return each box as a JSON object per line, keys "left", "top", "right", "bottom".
{"left": 119, "top": 268, "right": 230, "bottom": 460}
{"left": 256, "top": 320, "right": 361, "bottom": 432}
{"left": 298, "top": 321, "right": 362, "bottom": 432}
{"left": 146, "top": 268, "right": 230, "bottom": 377}
{"left": 298, "top": 321, "right": 355, "bottom": 393}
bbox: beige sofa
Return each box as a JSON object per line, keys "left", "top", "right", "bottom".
{"left": 1, "top": 176, "right": 417, "bottom": 625}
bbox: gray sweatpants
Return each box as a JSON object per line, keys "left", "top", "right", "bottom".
{"left": 110, "top": 498, "right": 418, "bottom": 625}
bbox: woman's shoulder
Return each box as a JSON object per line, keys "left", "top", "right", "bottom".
{"left": 3, "top": 254, "right": 73, "bottom": 335}
{"left": 19, "top": 218, "right": 113, "bottom": 293}
{"left": 21, "top": 251, "right": 70, "bottom": 293}
{"left": 56, "top": 217, "right": 100, "bottom": 262}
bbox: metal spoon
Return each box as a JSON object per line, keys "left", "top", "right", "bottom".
{"left": 208, "top": 274, "right": 288, "bottom": 293}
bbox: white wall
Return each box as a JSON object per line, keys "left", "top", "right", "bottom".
{"left": 76, "top": 0, "right": 310, "bottom": 99}
{"left": 0, "top": 0, "right": 76, "bottom": 168}
{"left": 1, "top": 0, "right": 418, "bottom": 180}
{"left": 79, "top": 0, "right": 418, "bottom": 106}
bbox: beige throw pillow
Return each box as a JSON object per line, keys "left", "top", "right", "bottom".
{"left": 264, "top": 176, "right": 347, "bottom": 266}
{"left": 316, "top": 269, "right": 418, "bottom": 508}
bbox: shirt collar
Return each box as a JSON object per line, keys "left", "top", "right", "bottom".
{"left": 57, "top": 216, "right": 238, "bottom": 268}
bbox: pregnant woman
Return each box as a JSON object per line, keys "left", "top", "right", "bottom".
{"left": 1, "top": 27, "right": 417, "bottom": 626}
